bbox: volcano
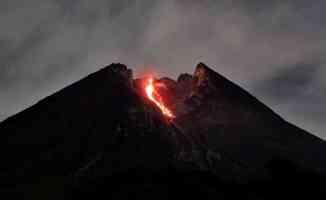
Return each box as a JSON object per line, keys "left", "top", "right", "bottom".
{"left": 0, "top": 63, "right": 325, "bottom": 199}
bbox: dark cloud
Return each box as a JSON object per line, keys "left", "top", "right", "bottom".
{"left": 255, "top": 63, "right": 319, "bottom": 101}
{"left": 253, "top": 62, "right": 325, "bottom": 138}
{"left": 0, "top": 0, "right": 325, "bottom": 138}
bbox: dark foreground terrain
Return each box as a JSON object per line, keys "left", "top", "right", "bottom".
{"left": 0, "top": 63, "right": 325, "bottom": 199}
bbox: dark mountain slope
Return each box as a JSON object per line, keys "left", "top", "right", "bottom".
{"left": 0, "top": 63, "right": 325, "bottom": 199}
{"left": 171, "top": 63, "right": 326, "bottom": 177}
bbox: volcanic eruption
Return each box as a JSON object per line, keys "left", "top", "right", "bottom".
{"left": 0, "top": 62, "right": 325, "bottom": 199}
{"left": 145, "top": 77, "right": 175, "bottom": 119}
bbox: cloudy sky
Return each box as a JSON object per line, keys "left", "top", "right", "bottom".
{"left": 0, "top": 0, "right": 325, "bottom": 138}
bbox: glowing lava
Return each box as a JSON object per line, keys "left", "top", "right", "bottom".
{"left": 145, "top": 78, "right": 175, "bottom": 119}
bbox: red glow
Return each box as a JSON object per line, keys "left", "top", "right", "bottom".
{"left": 145, "top": 78, "right": 175, "bottom": 119}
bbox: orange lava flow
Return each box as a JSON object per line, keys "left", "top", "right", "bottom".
{"left": 145, "top": 78, "right": 175, "bottom": 119}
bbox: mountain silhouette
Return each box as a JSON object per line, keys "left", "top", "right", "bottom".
{"left": 0, "top": 63, "right": 325, "bottom": 199}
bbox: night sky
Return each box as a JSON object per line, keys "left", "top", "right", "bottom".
{"left": 0, "top": 0, "right": 325, "bottom": 138}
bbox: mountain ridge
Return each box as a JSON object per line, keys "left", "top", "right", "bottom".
{"left": 0, "top": 62, "right": 325, "bottom": 199}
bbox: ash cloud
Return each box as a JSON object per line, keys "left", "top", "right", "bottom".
{"left": 0, "top": 0, "right": 325, "bottom": 138}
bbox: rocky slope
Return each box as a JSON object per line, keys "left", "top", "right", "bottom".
{"left": 0, "top": 63, "right": 325, "bottom": 199}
